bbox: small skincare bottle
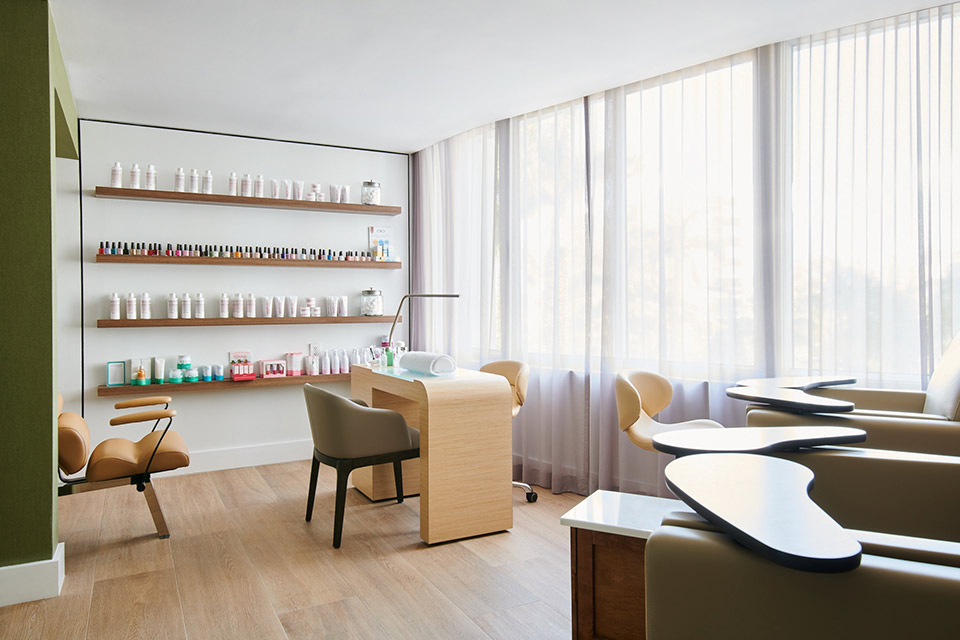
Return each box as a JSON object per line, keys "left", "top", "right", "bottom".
{"left": 180, "top": 292, "right": 192, "bottom": 319}
{"left": 228, "top": 172, "right": 238, "bottom": 196}
{"left": 241, "top": 173, "right": 253, "bottom": 197}
{"left": 109, "top": 292, "right": 121, "bottom": 320}
{"left": 188, "top": 169, "right": 200, "bottom": 193}
{"left": 140, "top": 292, "right": 151, "bottom": 320}
{"left": 232, "top": 292, "right": 244, "bottom": 318}
{"left": 194, "top": 293, "right": 205, "bottom": 319}
{"left": 167, "top": 293, "right": 179, "bottom": 319}
{"left": 202, "top": 170, "right": 214, "bottom": 194}
{"left": 254, "top": 174, "right": 264, "bottom": 198}
{"left": 244, "top": 293, "right": 256, "bottom": 318}
{"left": 145, "top": 164, "right": 157, "bottom": 190}
{"left": 110, "top": 162, "right": 123, "bottom": 188}
{"left": 219, "top": 293, "right": 229, "bottom": 318}
{"left": 174, "top": 167, "right": 186, "bottom": 192}
{"left": 129, "top": 163, "right": 141, "bottom": 189}
{"left": 125, "top": 293, "right": 137, "bottom": 320}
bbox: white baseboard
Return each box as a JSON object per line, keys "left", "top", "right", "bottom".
{"left": 166, "top": 438, "right": 314, "bottom": 476}
{"left": 0, "top": 542, "right": 64, "bottom": 607}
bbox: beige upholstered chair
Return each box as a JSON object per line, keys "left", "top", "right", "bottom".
{"left": 480, "top": 360, "right": 537, "bottom": 502}
{"left": 645, "top": 447, "right": 960, "bottom": 639}
{"left": 303, "top": 384, "right": 420, "bottom": 548}
{"left": 746, "top": 332, "right": 960, "bottom": 456}
{"left": 615, "top": 370, "right": 723, "bottom": 451}
{"left": 57, "top": 395, "right": 189, "bottom": 539}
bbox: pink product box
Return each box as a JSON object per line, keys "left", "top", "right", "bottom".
{"left": 285, "top": 351, "right": 303, "bottom": 376}
{"left": 259, "top": 359, "right": 286, "bottom": 378}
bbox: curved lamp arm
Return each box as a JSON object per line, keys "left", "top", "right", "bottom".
{"left": 388, "top": 293, "right": 459, "bottom": 347}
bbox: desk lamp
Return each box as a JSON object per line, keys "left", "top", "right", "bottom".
{"left": 386, "top": 293, "right": 459, "bottom": 365}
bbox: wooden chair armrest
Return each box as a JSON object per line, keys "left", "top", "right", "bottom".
{"left": 109, "top": 409, "right": 176, "bottom": 426}
{"left": 114, "top": 396, "right": 172, "bottom": 410}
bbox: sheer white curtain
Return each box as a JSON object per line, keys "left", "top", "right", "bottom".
{"left": 783, "top": 4, "right": 960, "bottom": 388}
{"left": 414, "top": 54, "right": 759, "bottom": 495}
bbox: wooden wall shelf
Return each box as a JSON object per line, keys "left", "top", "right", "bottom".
{"left": 97, "top": 373, "right": 351, "bottom": 397}
{"left": 95, "top": 254, "right": 401, "bottom": 269}
{"left": 98, "top": 316, "right": 399, "bottom": 328}
{"left": 95, "top": 186, "right": 402, "bottom": 216}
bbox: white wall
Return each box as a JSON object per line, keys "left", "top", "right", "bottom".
{"left": 76, "top": 121, "right": 408, "bottom": 473}
{"left": 56, "top": 157, "right": 83, "bottom": 411}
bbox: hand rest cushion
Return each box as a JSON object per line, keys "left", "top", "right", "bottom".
{"left": 398, "top": 351, "right": 457, "bottom": 375}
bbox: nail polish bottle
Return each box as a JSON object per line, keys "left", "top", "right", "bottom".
{"left": 166, "top": 243, "right": 173, "bottom": 257}
{"left": 98, "top": 241, "right": 105, "bottom": 255}
{"left": 123, "top": 242, "right": 129, "bottom": 255}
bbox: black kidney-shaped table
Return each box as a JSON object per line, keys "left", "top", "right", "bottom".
{"left": 726, "top": 375, "right": 857, "bottom": 413}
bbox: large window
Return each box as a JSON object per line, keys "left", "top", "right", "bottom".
{"left": 415, "top": 3, "right": 960, "bottom": 494}
{"left": 785, "top": 4, "right": 960, "bottom": 387}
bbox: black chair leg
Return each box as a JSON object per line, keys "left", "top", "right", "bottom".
{"left": 305, "top": 455, "right": 320, "bottom": 522}
{"left": 332, "top": 460, "right": 351, "bottom": 549}
{"left": 393, "top": 459, "right": 404, "bottom": 504}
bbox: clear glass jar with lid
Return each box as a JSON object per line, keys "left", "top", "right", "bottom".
{"left": 361, "top": 180, "right": 381, "bottom": 205}
{"left": 360, "top": 288, "right": 383, "bottom": 316}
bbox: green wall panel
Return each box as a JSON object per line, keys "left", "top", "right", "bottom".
{"left": 0, "top": 1, "right": 68, "bottom": 567}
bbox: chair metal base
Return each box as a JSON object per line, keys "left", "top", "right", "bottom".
{"left": 58, "top": 474, "right": 170, "bottom": 539}
{"left": 513, "top": 481, "right": 538, "bottom": 502}
{"left": 306, "top": 447, "right": 420, "bottom": 548}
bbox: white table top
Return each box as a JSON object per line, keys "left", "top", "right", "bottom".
{"left": 560, "top": 490, "right": 689, "bottom": 540}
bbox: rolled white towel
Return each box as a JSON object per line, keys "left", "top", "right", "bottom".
{"left": 398, "top": 351, "right": 457, "bottom": 375}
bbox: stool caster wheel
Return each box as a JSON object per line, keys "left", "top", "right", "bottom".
{"left": 526, "top": 492, "right": 538, "bottom": 503}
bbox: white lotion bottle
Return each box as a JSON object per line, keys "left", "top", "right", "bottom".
{"left": 189, "top": 168, "right": 200, "bottom": 193}
{"left": 125, "top": 293, "right": 137, "bottom": 320}
{"left": 330, "top": 350, "right": 340, "bottom": 374}
{"left": 174, "top": 167, "right": 186, "bottom": 192}
{"left": 232, "top": 292, "right": 244, "bottom": 318}
{"left": 108, "top": 292, "right": 120, "bottom": 320}
{"left": 140, "top": 292, "right": 151, "bottom": 320}
{"left": 129, "top": 163, "right": 141, "bottom": 189}
{"left": 110, "top": 162, "right": 123, "bottom": 188}
{"left": 145, "top": 164, "right": 157, "bottom": 190}
{"left": 321, "top": 351, "right": 331, "bottom": 375}
{"left": 194, "top": 293, "right": 205, "bottom": 319}
{"left": 254, "top": 174, "right": 264, "bottom": 198}
{"left": 202, "top": 170, "right": 214, "bottom": 194}
{"left": 241, "top": 173, "right": 252, "bottom": 197}
{"left": 244, "top": 293, "right": 256, "bottom": 318}
{"left": 340, "top": 349, "right": 350, "bottom": 373}
{"left": 219, "top": 293, "right": 229, "bottom": 318}
{"left": 228, "top": 172, "right": 238, "bottom": 196}
{"left": 167, "top": 293, "right": 179, "bottom": 319}
{"left": 180, "top": 292, "right": 192, "bottom": 319}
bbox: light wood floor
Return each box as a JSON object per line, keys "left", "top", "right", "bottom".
{"left": 0, "top": 461, "right": 582, "bottom": 639}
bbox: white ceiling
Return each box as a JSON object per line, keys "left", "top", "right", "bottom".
{"left": 51, "top": 0, "right": 935, "bottom": 153}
